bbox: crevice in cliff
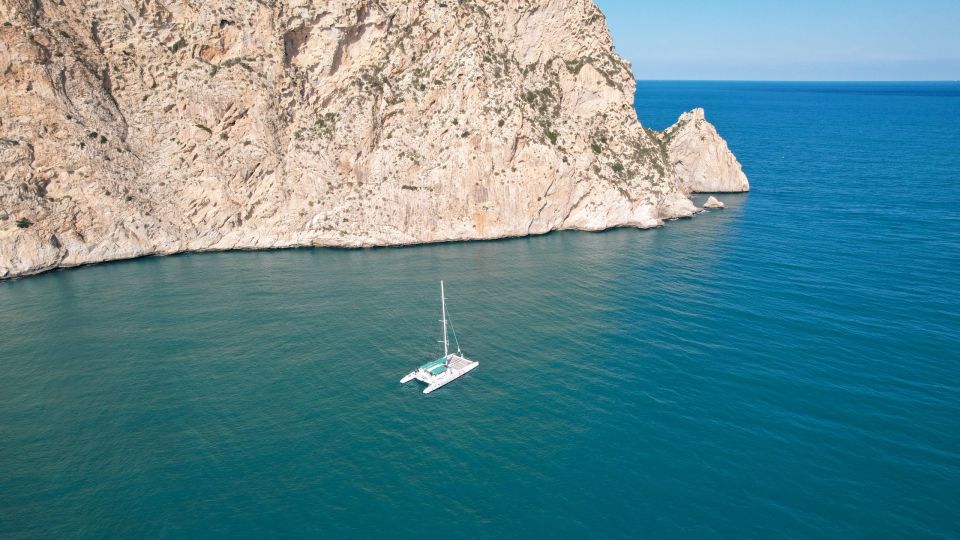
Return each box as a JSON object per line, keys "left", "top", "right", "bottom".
{"left": 329, "top": 22, "right": 367, "bottom": 76}
{"left": 559, "top": 185, "right": 590, "bottom": 227}
{"left": 526, "top": 176, "right": 557, "bottom": 233}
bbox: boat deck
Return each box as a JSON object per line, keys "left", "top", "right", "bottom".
{"left": 444, "top": 355, "right": 476, "bottom": 371}
{"left": 401, "top": 354, "right": 479, "bottom": 393}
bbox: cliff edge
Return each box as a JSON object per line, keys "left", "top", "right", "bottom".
{"left": 0, "top": 0, "right": 747, "bottom": 280}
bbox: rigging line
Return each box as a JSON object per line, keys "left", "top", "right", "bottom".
{"left": 447, "top": 308, "right": 462, "bottom": 354}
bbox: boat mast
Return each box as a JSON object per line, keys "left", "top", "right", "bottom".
{"left": 441, "top": 280, "right": 449, "bottom": 357}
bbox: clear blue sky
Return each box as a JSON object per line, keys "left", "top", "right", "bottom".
{"left": 593, "top": 0, "right": 960, "bottom": 80}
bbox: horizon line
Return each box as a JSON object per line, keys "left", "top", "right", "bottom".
{"left": 633, "top": 79, "right": 960, "bottom": 83}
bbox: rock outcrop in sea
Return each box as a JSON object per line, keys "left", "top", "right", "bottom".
{"left": 703, "top": 196, "right": 725, "bottom": 209}
{"left": 0, "top": 0, "right": 748, "bottom": 280}
{"left": 659, "top": 108, "right": 750, "bottom": 194}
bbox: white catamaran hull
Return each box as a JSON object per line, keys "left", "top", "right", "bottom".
{"left": 401, "top": 354, "right": 479, "bottom": 394}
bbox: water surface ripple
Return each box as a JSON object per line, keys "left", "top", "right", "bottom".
{"left": 1, "top": 82, "right": 958, "bottom": 538}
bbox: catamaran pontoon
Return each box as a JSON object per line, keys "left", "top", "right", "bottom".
{"left": 400, "top": 281, "right": 479, "bottom": 393}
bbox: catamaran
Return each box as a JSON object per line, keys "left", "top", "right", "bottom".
{"left": 400, "top": 281, "right": 479, "bottom": 393}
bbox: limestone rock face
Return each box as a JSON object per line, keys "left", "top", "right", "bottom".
{"left": 0, "top": 0, "right": 746, "bottom": 280}
{"left": 703, "top": 196, "right": 724, "bottom": 209}
{"left": 661, "top": 108, "right": 749, "bottom": 193}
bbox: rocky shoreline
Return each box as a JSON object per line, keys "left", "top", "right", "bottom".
{"left": 0, "top": 0, "right": 747, "bottom": 281}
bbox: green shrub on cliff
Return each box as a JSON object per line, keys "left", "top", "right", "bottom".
{"left": 169, "top": 38, "right": 186, "bottom": 53}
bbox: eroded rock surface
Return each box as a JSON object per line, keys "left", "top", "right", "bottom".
{"left": 703, "top": 195, "right": 725, "bottom": 209}
{"left": 0, "top": 0, "right": 747, "bottom": 279}
{"left": 661, "top": 108, "right": 749, "bottom": 193}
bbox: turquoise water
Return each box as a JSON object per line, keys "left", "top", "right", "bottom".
{"left": 2, "top": 82, "right": 959, "bottom": 538}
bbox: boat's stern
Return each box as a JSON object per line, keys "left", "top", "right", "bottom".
{"left": 422, "top": 356, "right": 478, "bottom": 393}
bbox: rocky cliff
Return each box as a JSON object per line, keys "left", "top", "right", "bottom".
{"left": 659, "top": 108, "right": 749, "bottom": 193}
{"left": 0, "top": 0, "right": 748, "bottom": 280}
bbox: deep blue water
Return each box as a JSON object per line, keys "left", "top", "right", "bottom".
{"left": 2, "top": 82, "right": 959, "bottom": 538}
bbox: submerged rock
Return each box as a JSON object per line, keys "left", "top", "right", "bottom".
{"left": 0, "top": 0, "right": 747, "bottom": 280}
{"left": 703, "top": 196, "right": 725, "bottom": 209}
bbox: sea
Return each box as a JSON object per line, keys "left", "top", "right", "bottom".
{"left": 1, "top": 81, "right": 958, "bottom": 538}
